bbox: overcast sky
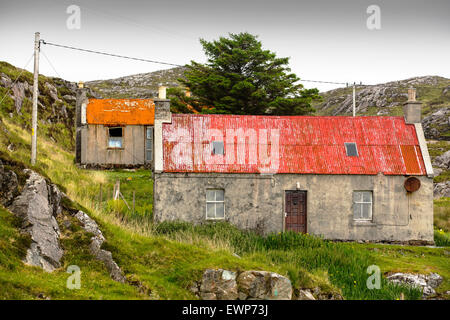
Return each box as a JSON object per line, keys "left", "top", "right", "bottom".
{"left": 0, "top": 0, "right": 449, "bottom": 91}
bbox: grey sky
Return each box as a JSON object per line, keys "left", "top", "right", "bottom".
{"left": 0, "top": 0, "right": 449, "bottom": 91}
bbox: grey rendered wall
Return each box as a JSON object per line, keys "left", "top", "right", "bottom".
{"left": 81, "top": 125, "right": 146, "bottom": 165}
{"left": 153, "top": 173, "right": 434, "bottom": 242}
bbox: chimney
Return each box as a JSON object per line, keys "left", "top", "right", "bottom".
{"left": 154, "top": 86, "right": 170, "bottom": 121}
{"left": 78, "top": 81, "right": 84, "bottom": 89}
{"left": 403, "top": 87, "right": 422, "bottom": 124}
{"left": 154, "top": 86, "right": 172, "bottom": 173}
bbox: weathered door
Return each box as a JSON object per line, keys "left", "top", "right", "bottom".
{"left": 285, "top": 191, "right": 307, "bottom": 233}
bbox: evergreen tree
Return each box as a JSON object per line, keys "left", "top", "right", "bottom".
{"left": 170, "top": 32, "right": 321, "bottom": 115}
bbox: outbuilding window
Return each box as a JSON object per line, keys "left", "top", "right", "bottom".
{"left": 206, "top": 189, "right": 225, "bottom": 219}
{"left": 353, "top": 191, "right": 372, "bottom": 220}
{"left": 108, "top": 127, "right": 123, "bottom": 148}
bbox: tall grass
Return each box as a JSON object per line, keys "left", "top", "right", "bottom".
{"left": 155, "top": 221, "right": 422, "bottom": 300}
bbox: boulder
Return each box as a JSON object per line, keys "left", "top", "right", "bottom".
{"left": 237, "top": 270, "right": 292, "bottom": 300}
{"left": 8, "top": 170, "right": 63, "bottom": 272}
{"left": 199, "top": 269, "right": 238, "bottom": 300}
{"left": 386, "top": 272, "right": 443, "bottom": 298}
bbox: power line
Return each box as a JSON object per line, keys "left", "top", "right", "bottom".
{"left": 299, "top": 79, "right": 347, "bottom": 85}
{"left": 0, "top": 52, "right": 34, "bottom": 107}
{"left": 41, "top": 40, "right": 184, "bottom": 67}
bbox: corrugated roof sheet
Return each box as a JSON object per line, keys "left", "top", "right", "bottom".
{"left": 86, "top": 99, "right": 155, "bottom": 125}
{"left": 162, "top": 114, "right": 426, "bottom": 175}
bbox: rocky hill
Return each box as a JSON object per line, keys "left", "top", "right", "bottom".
{"left": 86, "top": 66, "right": 187, "bottom": 99}
{"left": 313, "top": 76, "right": 450, "bottom": 141}
{"left": 0, "top": 61, "right": 98, "bottom": 151}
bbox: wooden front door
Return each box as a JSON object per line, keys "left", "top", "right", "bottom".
{"left": 285, "top": 191, "right": 307, "bottom": 233}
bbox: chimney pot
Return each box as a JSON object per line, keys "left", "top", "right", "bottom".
{"left": 408, "top": 87, "right": 416, "bottom": 101}
{"left": 158, "top": 86, "right": 167, "bottom": 99}
{"left": 78, "top": 81, "right": 84, "bottom": 89}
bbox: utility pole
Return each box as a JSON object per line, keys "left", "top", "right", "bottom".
{"left": 31, "top": 32, "right": 40, "bottom": 165}
{"left": 352, "top": 82, "right": 356, "bottom": 117}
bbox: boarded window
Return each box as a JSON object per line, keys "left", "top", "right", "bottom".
{"left": 108, "top": 127, "right": 123, "bottom": 148}
{"left": 212, "top": 141, "right": 224, "bottom": 155}
{"left": 206, "top": 189, "right": 225, "bottom": 219}
{"left": 345, "top": 142, "right": 358, "bottom": 157}
{"left": 353, "top": 191, "right": 372, "bottom": 220}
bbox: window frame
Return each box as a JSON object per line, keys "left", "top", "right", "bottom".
{"left": 107, "top": 126, "right": 124, "bottom": 149}
{"left": 353, "top": 191, "right": 373, "bottom": 221}
{"left": 344, "top": 142, "right": 359, "bottom": 157}
{"left": 205, "top": 189, "right": 225, "bottom": 220}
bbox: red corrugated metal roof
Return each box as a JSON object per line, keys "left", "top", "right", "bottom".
{"left": 162, "top": 114, "right": 426, "bottom": 175}
{"left": 86, "top": 99, "right": 155, "bottom": 125}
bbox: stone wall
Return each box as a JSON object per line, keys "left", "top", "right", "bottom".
{"left": 154, "top": 172, "right": 434, "bottom": 243}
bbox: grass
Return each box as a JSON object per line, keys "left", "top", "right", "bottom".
{"left": 0, "top": 117, "right": 448, "bottom": 300}
{"left": 0, "top": 206, "right": 146, "bottom": 300}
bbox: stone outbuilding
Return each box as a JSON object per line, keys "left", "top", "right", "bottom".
{"left": 153, "top": 90, "right": 434, "bottom": 243}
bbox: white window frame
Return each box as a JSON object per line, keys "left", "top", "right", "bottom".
{"left": 206, "top": 189, "right": 225, "bottom": 220}
{"left": 353, "top": 191, "right": 373, "bottom": 221}
{"left": 108, "top": 127, "right": 123, "bottom": 149}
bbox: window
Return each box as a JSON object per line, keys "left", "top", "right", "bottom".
{"left": 108, "top": 127, "right": 123, "bottom": 148}
{"left": 206, "top": 189, "right": 225, "bottom": 219}
{"left": 212, "top": 141, "right": 224, "bottom": 155}
{"left": 353, "top": 191, "right": 372, "bottom": 220}
{"left": 345, "top": 142, "right": 358, "bottom": 157}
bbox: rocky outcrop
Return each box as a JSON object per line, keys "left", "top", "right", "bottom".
{"left": 433, "top": 150, "right": 450, "bottom": 170}
{"left": 434, "top": 181, "right": 450, "bottom": 198}
{"left": 194, "top": 269, "right": 292, "bottom": 300}
{"left": 387, "top": 272, "right": 443, "bottom": 297}
{"left": 423, "top": 109, "right": 450, "bottom": 141}
{"left": 8, "top": 170, "right": 63, "bottom": 272}
{"left": 74, "top": 210, "right": 126, "bottom": 283}
{"left": 0, "top": 160, "right": 19, "bottom": 206}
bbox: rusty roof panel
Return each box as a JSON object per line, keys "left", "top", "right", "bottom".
{"left": 86, "top": 99, "right": 155, "bottom": 125}
{"left": 162, "top": 114, "right": 427, "bottom": 175}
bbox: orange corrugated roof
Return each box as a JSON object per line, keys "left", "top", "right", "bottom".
{"left": 86, "top": 99, "right": 155, "bottom": 125}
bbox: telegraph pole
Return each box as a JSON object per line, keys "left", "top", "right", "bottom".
{"left": 31, "top": 32, "right": 40, "bottom": 165}
{"left": 352, "top": 82, "right": 356, "bottom": 117}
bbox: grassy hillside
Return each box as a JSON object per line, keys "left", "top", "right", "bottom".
{"left": 0, "top": 117, "right": 449, "bottom": 300}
